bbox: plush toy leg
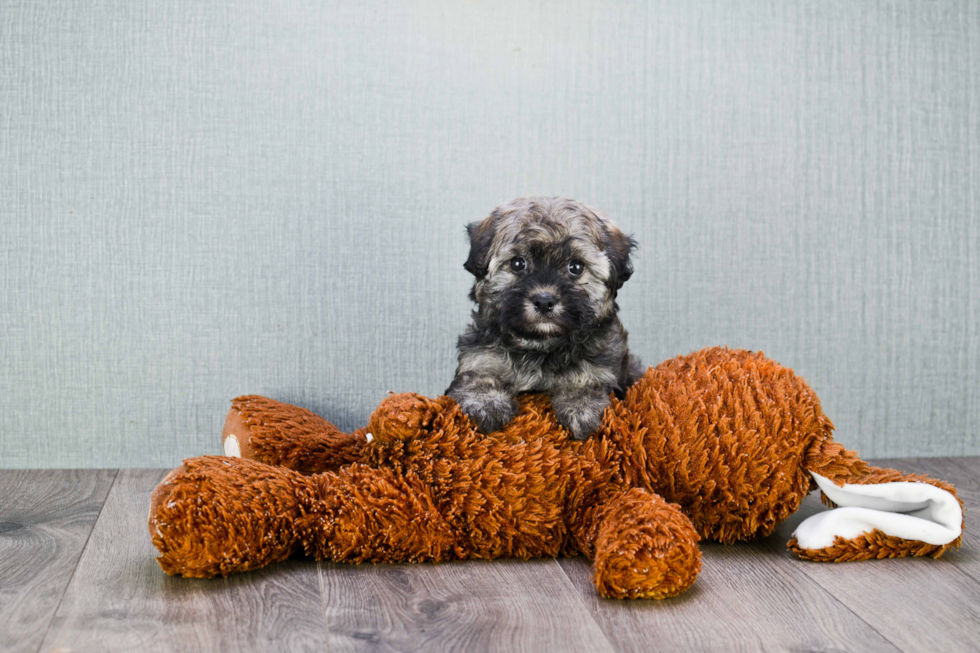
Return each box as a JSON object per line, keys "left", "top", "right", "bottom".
{"left": 222, "top": 395, "right": 366, "bottom": 474}
{"left": 150, "top": 456, "right": 312, "bottom": 577}
{"left": 150, "top": 456, "right": 458, "bottom": 578}
{"left": 575, "top": 487, "right": 702, "bottom": 599}
{"left": 792, "top": 447, "right": 963, "bottom": 561}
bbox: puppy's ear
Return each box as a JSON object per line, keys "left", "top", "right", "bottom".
{"left": 463, "top": 217, "right": 497, "bottom": 279}
{"left": 602, "top": 226, "right": 637, "bottom": 291}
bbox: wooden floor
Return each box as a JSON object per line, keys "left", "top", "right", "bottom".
{"left": 2, "top": 458, "right": 978, "bottom": 653}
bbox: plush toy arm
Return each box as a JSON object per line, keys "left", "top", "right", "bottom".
{"left": 222, "top": 395, "right": 366, "bottom": 474}
{"left": 791, "top": 458, "right": 964, "bottom": 561}
{"left": 569, "top": 486, "right": 702, "bottom": 599}
{"left": 150, "top": 456, "right": 459, "bottom": 578}
{"left": 366, "top": 392, "right": 569, "bottom": 448}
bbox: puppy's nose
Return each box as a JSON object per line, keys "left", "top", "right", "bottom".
{"left": 531, "top": 292, "right": 557, "bottom": 313}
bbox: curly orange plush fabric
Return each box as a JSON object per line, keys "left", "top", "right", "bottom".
{"left": 149, "top": 347, "right": 963, "bottom": 599}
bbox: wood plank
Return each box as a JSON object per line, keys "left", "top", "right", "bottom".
{"left": 0, "top": 469, "right": 116, "bottom": 653}
{"left": 40, "top": 469, "right": 329, "bottom": 653}
{"left": 320, "top": 558, "right": 616, "bottom": 653}
{"left": 558, "top": 537, "right": 900, "bottom": 653}
{"left": 764, "top": 457, "right": 980, "bottom": 653}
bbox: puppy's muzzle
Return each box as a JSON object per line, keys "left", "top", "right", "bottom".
{"left": 531, "top": 292, "right": 557, "bottom": 314}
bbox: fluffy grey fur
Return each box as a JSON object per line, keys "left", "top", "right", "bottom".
{"left": 446, "top": 197, "right": 643, "bottom": 440}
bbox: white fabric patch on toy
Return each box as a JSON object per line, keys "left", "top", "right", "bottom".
{"left": 224, "top": 434, "right": 241, "bottom": 458}
{"left": 365, "top": 432, "right": 374, "bottom": 443}
{"left": 793, "top": 472, "right": 962, "bottom": 550}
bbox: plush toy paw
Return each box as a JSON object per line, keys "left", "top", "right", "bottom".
{"left": 789, "top": 472, "right": 963, "bottom": 561}
{"left": 367, "top": 393, "right": 445, "bottom": 443}
{"left": 592, "top": 489, "right": 702, "bottom": 599}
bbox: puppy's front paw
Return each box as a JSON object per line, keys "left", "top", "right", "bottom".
{"left": 446, "top": 373, "right": 520, "bottom": 434}
{"left": 454, "top": 393, "right": 519, "bottom": 434}
{"left": 552, "top": 390, "right": 609, "bottom": 440}
{"left": 555, "top": 406, "right": 602, "bottom": 441}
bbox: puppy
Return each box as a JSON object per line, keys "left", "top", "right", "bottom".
{"left": 446, "top": 197, "right": 643, "bottom": 440}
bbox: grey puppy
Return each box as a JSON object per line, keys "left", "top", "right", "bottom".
{"left": 446, "top": 197, "right": 643, "bottom": 440}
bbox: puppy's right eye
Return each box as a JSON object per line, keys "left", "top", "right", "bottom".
{"left": 510, "top": 257, "right": 527, "bottom": 272}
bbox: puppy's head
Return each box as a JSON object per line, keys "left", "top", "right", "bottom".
{"left": 463, "top": 197, "right": 637, "bottom": 343}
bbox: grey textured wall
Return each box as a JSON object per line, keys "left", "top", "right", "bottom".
{"left": 2, "top": 0, "right": 978, "bottom": 468}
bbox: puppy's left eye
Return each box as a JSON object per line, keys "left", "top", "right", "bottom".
{"left": 568, "top": 260, "right": 585, "bottom": 276}
{"left": 510, "top": 257, "right": 527, "bottom": 272}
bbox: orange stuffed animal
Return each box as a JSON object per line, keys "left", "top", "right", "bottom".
{"left": 148, "top": 347, "right": 963, "bottom": 599}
